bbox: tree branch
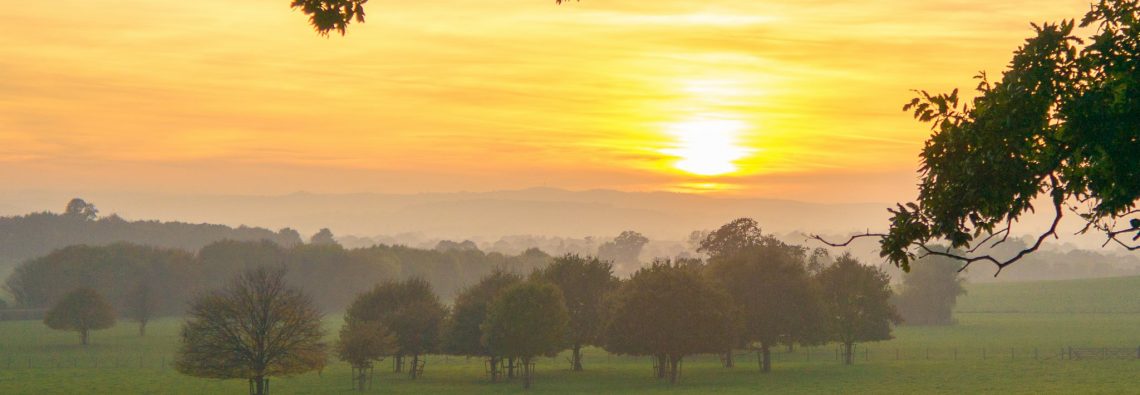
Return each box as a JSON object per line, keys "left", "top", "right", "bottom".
{"left": 808, "top": 232, "right": 887, "bottom": 248}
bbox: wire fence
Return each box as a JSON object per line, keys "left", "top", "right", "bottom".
{"left": 0, "top": 345, "right": 1135, "bottom": 371}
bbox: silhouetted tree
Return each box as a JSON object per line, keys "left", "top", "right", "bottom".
{"left": 291, "top": 0, "right": 369, "bottom": 35}
{"left": 442, "top": 270, "right": 521, "bottom": 382}
{"left": 345, "top": 278, "right": 446, "bottom": 379}
{"left": 44, "top": 288, "right": 116, "bottom": 345}
{"left": 698, "top": 218, "right": 763, "bottom": 259}
{"left": 64, "top": 198, "right": 98, "bottom": 221}
{"left": 603, "top": 260, "right": 733, "bottom": 384}
{"left": 821, "top": 1, "right": 1140, "bottom": 273}
{"left": 175, "top": 267, "right": 327, "bottom": 395}
{"left": 817, "top": 254, "right": 900, "bottom": 365}
{"left": 895, "top": 254, "right": 967, "bottom": 325}
{"left": 310, "top": 228, "right": 337, "bottom": 245}
{"left": 337, "top": 319, "right": 396, "bottom": 391}
{"left": 482, "top": 282, "right": 569, "bottom": 390}
{"left": 597, "top": 231, "right": 648, "bottom": 271}
{"left": 532, "top": 254, "right": 617, "bottom": 371}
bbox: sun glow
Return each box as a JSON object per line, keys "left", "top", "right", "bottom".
{"left": 661, "top": 118, "right": 751, "bottom": 176}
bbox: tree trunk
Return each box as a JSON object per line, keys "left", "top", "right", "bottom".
{"left": 655, "top": 354, "right": 667, "bottom": 379}
{"left": 354, "top": 367, "right": 368, "bottom": 391}
{"left": 138, "top": 321, "right": 147, "bottom": 337}
{"left": 571, "top": 344, "right": 583, "bottom": 371}
{"left": 668, "top": 355, "right": 681, "bottom": 384}
{"left": 410, "top": 354, "right": 420, "bottom": 379}
{"left": 723, "top": 348, "right": 734, "bottom": 368}
{"left": 843, "top": 342, "right": 855, "bottom": 365}
{"left": 760, "top": 343, "right": 772, "bottom": 373}
{"left": 394, "top": 355, "right": 404, "bottom": 373}
{"left": 490, "top": 356, "right": 500, "bottom": 382}
{"left": 522, "top": 356, "right": 532, "bottom": 389}
{"left": 508, "top": 357, "right": 517, "bottom": 379}
{"left": 80, "top": 328, "right": 89, "bottom": 346}
{"left": 251, "top": 376, "right": 267, "bottom": 395}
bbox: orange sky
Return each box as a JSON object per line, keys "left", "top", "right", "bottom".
{"left": 0, "top": 0, "right": 1091, "bottom": 202}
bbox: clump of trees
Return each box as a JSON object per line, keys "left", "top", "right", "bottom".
{"left": 442, "top": 270, "right": 522, "bottom": 381}
{"left": 894, "top": 254, "right": 967, "bottom": 326}
{"left": 603, "top": 260, "right": 734, "bottom": 384}
{"left": 336, "top": 319, "right": 396, "bottom": 391}
{"left": 175, "top": 267, "right": 327, "bottom": 395}
{"left": 0, "top": 199, "right": 301, "bottom": 275}
{"left": 481, "top": 282, "right": 570, "bottom": 389}
{"left": 597, "top": 231, "right": 648, "bottom": 273}
{"left": 344, "top": 278, "right": 447, "bottom": 379}
{"left": 818, "top": 253, "right": 901, "bottom": 365}
{"left": 531, "top": 254, "right": 618, "bottom": 371}
{"left": 43, "top": 288, "right": 116, "bottom": 345}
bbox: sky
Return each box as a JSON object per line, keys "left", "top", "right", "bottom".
{"left": 0, "top": 0, "right": 1091, "bottom": 203}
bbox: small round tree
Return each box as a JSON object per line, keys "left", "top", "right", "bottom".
{"left": 337, "top": 319, "right": 396, "bottom": 391}
{"left": 481, "top": 282, "right": 569, "bottom": 389}
{"left": 43, "top": 288, "right": 116, "bottom": 345}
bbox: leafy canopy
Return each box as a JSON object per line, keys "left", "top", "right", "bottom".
{"left": 825, "top": 1, "right": 1140, "bottom": 274}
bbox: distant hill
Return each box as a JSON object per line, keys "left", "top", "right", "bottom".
{"left": 0, "top": 188, "right": 893, "bottom": 241}
{"left": 0, "top": 208, "right": 302, "bottom": 276}
{"left": 956, "top": 276, "right": 1140, "bottom": 314}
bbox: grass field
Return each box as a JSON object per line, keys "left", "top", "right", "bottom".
{"left": 0, "top": 276, "right": 1137, "bottom": 394}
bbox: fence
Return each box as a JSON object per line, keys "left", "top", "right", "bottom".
{"left": 0, "top": 345, "right": 1135, "bottom": 372}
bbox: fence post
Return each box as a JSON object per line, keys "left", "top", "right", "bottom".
{"left": 864, "top": 347, "right": 869, "bottom": 362}
{"left": 895, "top": 348, "right": 899, "bottom": 360}
{"left": 954, "top": 348, "right": 957, "bottom": 361}
{"left": 982, "top": 348, "right": 986, "bottom": 360}
{"left": 1011, "top": 348, "right": 1015, "bottom": 360}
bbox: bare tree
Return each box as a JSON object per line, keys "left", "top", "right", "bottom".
{"left": 175, "top": 267, "right": 327, "bottom": 395}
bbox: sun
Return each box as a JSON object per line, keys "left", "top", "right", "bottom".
{"left": 660, "top": 118, "right": 751, "bottom": 176}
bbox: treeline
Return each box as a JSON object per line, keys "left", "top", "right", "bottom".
{"left": 5, "top": 239, "right": 552, "bottom": 315}
{"left": 0, "top": 199, "right": 301, "bottom": 273}
{"left": 331, "top": 218, "right": 904, "bottom": 390}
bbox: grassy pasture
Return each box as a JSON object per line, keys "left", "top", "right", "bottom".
{"left": 0, "top": 276, "right": 1136, "bottom": 394}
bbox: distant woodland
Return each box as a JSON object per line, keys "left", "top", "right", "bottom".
{"left": 1, "top": 199, "right": 1137, "bottom": 318}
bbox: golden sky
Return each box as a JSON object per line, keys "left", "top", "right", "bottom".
{"left": 0, "top": 0, "right": 1090, "bottom": 202}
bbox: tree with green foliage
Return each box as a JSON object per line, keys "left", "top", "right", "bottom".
{"left": 124, "top": 281, "right": 158, "bottom": 337}
{"left": 292, "top": 0, "right": 369, "bottom": 35}
{"left": 337, "top": 319, "right": 397, "bottom": 391}
{"left": 43, "top": 288, "right": 116, "bottom": 345}
{"left": 532, "top": 254, "right": 618, "bottom": 371}
{"left": 481, "top": 282, "right": 569, "bottom": 389}
{"left": 345, "top": 278, "right": 446, "bottom": 379}
{"left": 697, "top": 217, "right": 766, "bottom": 367}
{"left": 706, "top": 238, "right": 825, "bottom": 373}
{"left": 817, "top": 254, "right": 901, "bottom": 365}
{"left": 603, "top": 260, "right": 734, "bottom": 384}
{"left": 175, "top": 267, "right": 327, "bottom": 395}
{"left": 443, "top": 270, "right": 522, "bottom": 382}
{"left": 894, "top": 254, "right": 967, "bottom": 326}
{"left": 818, "top": 0, "right": 1140, "bottom": 274}
{"left": 698, "top": 218, "right": 764, "bottom": 259}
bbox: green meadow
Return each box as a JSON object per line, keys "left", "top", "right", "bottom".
{"left": 1, "top": 276, "right": 1137, "bottom": 394}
